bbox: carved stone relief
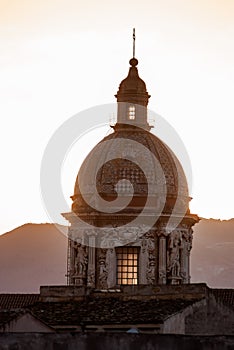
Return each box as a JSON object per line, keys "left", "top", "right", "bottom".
{"left": 182, "top": 229, "right": 193, "bottom": 252}
{"left": 98, "top": 249, "right": 108, "bottom": 289}
{"left": 167, "top": 230, "right": 182, "bottom": 280}
{"left": 70, "top": 241, "right": 88, "bottom": 286}
{"left": 98, "top": 225, "right": 148, "bottom": 249}
{"left": 87, "top": 270, "right": 95, "bottom": 286}
{"left": 145, "top": 233, "right": 156, "bottom": 285}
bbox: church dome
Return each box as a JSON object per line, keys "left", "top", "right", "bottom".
{"left": 64, "top": 39, "right": 199, "bottom": 289}
{"left": 71, "top": 56, "right": 190, "bottom": 219}
{"left": 72, "top": 125, "right": 189, "bottom": 217}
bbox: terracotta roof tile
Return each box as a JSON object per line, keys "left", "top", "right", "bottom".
{"left": 30, "top": 298, "right": 200, "bottom": 326}
{"left": 0, "top": 294, "right": 39, "bottom": 310}
{"left": 212, "top": 289, "right": 234, "bottom": 310}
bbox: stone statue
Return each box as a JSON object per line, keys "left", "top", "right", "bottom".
{"left": 182, "top": 229, "right": 193, "bottom": 252}
{"left": 99, "top": 250, "right": 108, "bottom": 289}
{"left": 167, "top": 231, "right": 182, "bottom": 278}
{"left": 73, "top": 242, "right": 88, "bottom": 277}
{"left": 146, "top": 257, "right": 156, "bottom": 285}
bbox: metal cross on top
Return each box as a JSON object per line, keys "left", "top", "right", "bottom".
{"left": 133, "top": 28, "right": 136, "bottom": 58}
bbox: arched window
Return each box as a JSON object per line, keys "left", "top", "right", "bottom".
{"left": 116, "top": 247, "right": 139, "bottom": 285}
{"left": 128, "top": 105, "right": 135, "bottom": 120}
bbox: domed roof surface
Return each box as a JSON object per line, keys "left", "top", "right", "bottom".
{"left": 71, "top": 56, "right": 189, "bottom": 217}
{"left": 72, "top": 125, "right": 189, "bottom": 216}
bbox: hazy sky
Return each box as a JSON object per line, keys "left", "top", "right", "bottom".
{"left": 0, "top": 0, "right": 234, "bottom": 233}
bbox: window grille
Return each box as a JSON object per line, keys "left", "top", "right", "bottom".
{"left": 116, "top": 247, "right": 139, "bottom": 285}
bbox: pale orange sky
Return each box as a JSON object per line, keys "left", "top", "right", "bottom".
{"left": 0, "top": 0, "right": 233, "bottom": 233}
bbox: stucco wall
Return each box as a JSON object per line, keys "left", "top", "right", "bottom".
{"left": 1, "top": 314, "right": 53, "bottom": 333}
{"left": 185, "top": 294, "right": 234, "bottom": 335}
{"left": 163, "top": 299, "right": 206, "bottom": 334}
{"left": 0, "top": 333, "right": 234, "bottom": 350}
{"left": 163, "top": 311, "right": 185, "bottom": 334}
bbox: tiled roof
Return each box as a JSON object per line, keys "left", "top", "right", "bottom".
{"left": 31, "top": 297, "right": 200, "bottom": 326}
{"left": 0, "top": 294, "right": 40, "bottom": 310}
{"left": 212, "top": 289, "right": 234, "bottom": 310}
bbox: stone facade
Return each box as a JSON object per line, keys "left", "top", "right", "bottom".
{"left": 63, "top": 56, "right": 199, "bottom": 289}
{"left": 64, "top": 217, "right": 197, "bottom": 288}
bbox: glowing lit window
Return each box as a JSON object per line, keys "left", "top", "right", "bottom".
{"left": 128, "top": 106, "right": 135, "bottom": 120}
{"left": 116, "top": 247, "right": 139, "bottom": 285}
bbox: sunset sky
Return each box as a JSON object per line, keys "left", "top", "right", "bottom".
{"left": 0, "top": 0, "right": 233, "bottom": 233}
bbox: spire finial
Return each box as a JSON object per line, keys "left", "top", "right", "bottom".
{"left": 133, "top": 28, "right": 136, "bottom": 58}
{"left": 129, "top": 28, "right": 138, "bottom": 66}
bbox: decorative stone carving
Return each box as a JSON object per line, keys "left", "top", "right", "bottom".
{"left": 157, "top": 229, "right": 169, "bottom": 237}
{"left": 145, "top": 233, "right": 156, "bottom": 285}
{"left": 99, "top": 225, "right": 148, "bottom": 249}
{"left": 72, "top": 242, "right": 88, "bottom": 277}
{"left": 158, "top": 236, "right": 167, "bottom": 284}
{"left": 144, "top": 230, "right": 155, "bottom": 239}
{"left": 146, "top": 254, "right": 156, "bottom": 285}
{"left": 98, "top": 249, "right": 108, "bottom": 289}
{"left": 180, "top": 228, "right": 193, "bottom": 283}
{"left": 70, "top": 241, "right": 88, "bottom": 286}
{"left": 141, "top": 237, "right": 147, "bottom": 253}
{"left": 87, "top": 270, "right": 95, "bottom": 286}
{"left": 139, "top": 237, "right": 148, "bottom": 284}
{"left": 69, "top": 227, "right": 86, "bottom": 244}
{"left": 167, "top": 231, "right": 182, "bottom": 281}
{"left": 182, "top": 229, "right": 193, "bottom": 252}
{"left": 159, "top": 270, "right": 166, "bottom": 282}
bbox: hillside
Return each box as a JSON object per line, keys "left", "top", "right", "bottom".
{"left": 191, "top": 218, "right": 234, "bottom": 288}
{"left": 0, "top": 223, "right": 67, "bottom": 292}
{"left": 0, "top": 219, "right": 233, "bottom": 292}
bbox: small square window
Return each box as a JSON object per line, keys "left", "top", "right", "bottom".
{"left": 128, "top": 106, "right": 135, "bottom": 120}
{"left": 116, "top": 246, "right": 139, "bottom": 285}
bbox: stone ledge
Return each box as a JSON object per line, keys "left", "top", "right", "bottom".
{"left": 39, "top": 283, "right": 208, "bottom": 302}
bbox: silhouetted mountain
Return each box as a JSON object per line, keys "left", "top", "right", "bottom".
{"left": 191, "top": 218, "right": 234, "bottom": 288}
{"left": 0, "top": 219, "right": 233, "bottom": 292}
{"left": 0, "top": 224, "right": 67, "bottom": 293}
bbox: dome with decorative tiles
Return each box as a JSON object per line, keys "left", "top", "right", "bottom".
{"left": 64, "top": 39, "right": 199, "bottom": 289}
{"left": 71, "top": 58, "right": 190, "bottom": 217}
{"left": 72, "top": 126, "right": 189, "bottom": 216}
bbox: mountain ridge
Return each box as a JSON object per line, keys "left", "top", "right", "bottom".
{"left": 0, "top": 219, "right": 233, "bottom": 292}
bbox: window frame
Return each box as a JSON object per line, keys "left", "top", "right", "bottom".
{"left": 128, "top": 105, "right": 136, "bottom": 120}
{"left": 116, "top": 246, "right": 139, "bottom": 285}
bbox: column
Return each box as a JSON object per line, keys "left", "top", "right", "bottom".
{"left": 158, "top": 235, "right": 167, "bottom": 284}
{"left": 87, "top": 233, "right": 97, "bottom": 288}
{"left": 180, "top": 234, "right": 187, "bottom": 284}
{"left": 139, "top": 238, "right": 148, "bottom": 284}
{"left": 106, "top": 248, "right": 116, "bottom": 288}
